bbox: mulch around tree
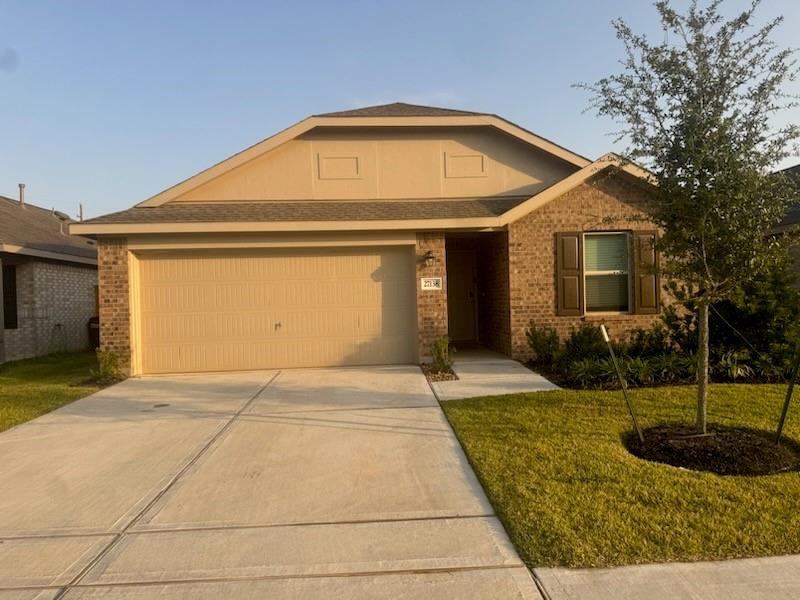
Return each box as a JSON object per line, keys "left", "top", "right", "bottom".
{"left": 420, "top": 364, "right": 458, "bottom": 383}
{"left": 624, "top": 424, "right": 800, "bottom": 476}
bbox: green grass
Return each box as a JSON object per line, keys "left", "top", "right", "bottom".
{"left": 0, "top": 352, "right": 100, "bottom": 433}
{"left": 442, "top": 384, "right": 800, "bottom": 568}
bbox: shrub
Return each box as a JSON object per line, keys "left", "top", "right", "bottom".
{"left": 628, "top": 324, "right": 673, "bottom": 357}
{"left": 563, "top": 323, "right": 607, "bottom": 362}
{"left": 649, "top": 353, "right": 693, "bottom": 384}
{"left": 525, "top": 323, "right": 561, "bottom": 366}
{"left": 564, "top": 352, "right": 700, "bottom": 389}
{"left": 715, "top": 350, "right": 755, "bottom": 381}
{"left": 90, "top": 349, "right": 124, "bottom": 384}
{"left": 656, "top": 258, "right": 800, "bottom": 383}
{"left": 626, "top": 357, "right": 654, "bottom": 386}
{"left": 567, "top": 358, "right": 605, "bottom": 388}
{"left": 430, "top": 336, "right": 454, "bottom": 373}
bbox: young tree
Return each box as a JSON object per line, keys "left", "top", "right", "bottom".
{"left": 580, "top": 0, "right": 799, "bottom": 433}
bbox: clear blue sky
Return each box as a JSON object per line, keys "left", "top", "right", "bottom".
{"left": 1, "top": 0, "right": 798, "bottom": 218}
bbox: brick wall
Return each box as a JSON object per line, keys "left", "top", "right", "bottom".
{"left": 3, "top": 259, "right": 97, "bottom": 362}
{"left": 31, "top": 261, "right": 97, "bottom": 355}
{"left": 416, "top": 232, "right": 448, "bottom": 362}
{"left": 508, "top": 174, "right": 661, "bottom": 361}
{"left": 97, "top": 238, "right": 131, "bottom": 372}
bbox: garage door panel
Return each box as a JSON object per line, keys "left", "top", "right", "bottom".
{"left": 137, "top": 247, "right": 416, "bottom": 374}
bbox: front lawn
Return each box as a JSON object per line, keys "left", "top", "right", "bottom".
{"left": 0, "top": 352, "right": 100, "bottom": 433}
{"left": 442, "top": 384, "right": 800, "bottom": 568}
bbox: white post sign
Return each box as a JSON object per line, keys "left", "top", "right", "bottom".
{"left": 420, "top": 277, "right": 443, "bottom": 291}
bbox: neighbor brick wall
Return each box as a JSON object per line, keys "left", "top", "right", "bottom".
{"left": 31, "top": 261, "right": 97, "bottom": 355}
{"left": 508, "top": 174, "right": 661, "bottom": 361}
{"left": 416, "top": 232, "right": 448, "bottom": 362}
{"left": 3, "top": 259, "right": 97, "bottom": 362}
{"left": 97, "top": 237, "right": 131, "bottom": 372}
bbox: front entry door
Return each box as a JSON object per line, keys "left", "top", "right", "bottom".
{"left": 447, "top": 249, "right": 477, "bottom": 343}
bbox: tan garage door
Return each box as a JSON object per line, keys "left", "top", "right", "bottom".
{"left": 136, "top": 247, "right": 416, "bottom": 374}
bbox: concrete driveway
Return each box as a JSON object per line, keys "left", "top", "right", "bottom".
{"left": 0, "top": 366, "right": 540, "bottom": 599}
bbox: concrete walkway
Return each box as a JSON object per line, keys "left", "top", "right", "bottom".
{"left": 0, "top": 366, "right": 541, "bottom": 599}
{"left": 535, "top": 555, "right": 800, "bottom": 599}
{"left": 432, "top": 349, "right": 558, "bottom": 401}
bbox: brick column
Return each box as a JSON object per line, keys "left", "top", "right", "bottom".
{"left": 97, "top": 237, "right": 131, "bottom": 373}
{"left": 415, "top": 232, "right": 448, "bottom": 362}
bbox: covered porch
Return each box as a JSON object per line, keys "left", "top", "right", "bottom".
{"left": 444, "top": 232, "right": 512, "bottom": 357}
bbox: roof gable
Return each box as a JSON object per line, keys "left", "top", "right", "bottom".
{"left": 137, "top": 104, "right": 592, "bottom": 207}
{"left": 71, "top": 155, "right": 655, "bottom": 237}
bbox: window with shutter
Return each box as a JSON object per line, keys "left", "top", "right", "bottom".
{"left": 584, "top": 232, "right": 631, "bottom": 313}
{"left": 555, "top": 230, "right": 659, "bottom": 317}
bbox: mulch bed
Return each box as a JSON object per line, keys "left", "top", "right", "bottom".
{"left": 624, "top": 424, "right": 800, "bottom": 476}
{"left": 421, "top": 364, "right": 458, "bottom": 383}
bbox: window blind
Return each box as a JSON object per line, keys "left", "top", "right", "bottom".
{"left": 584, "top": 233, "right": 628, "bottom": 273}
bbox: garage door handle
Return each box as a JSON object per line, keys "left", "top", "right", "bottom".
{"left": 275, "top": 322, "right": 282, "bottom": 330}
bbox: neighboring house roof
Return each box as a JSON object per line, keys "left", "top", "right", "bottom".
{"left": 0, "top": 195, "right": 97, "bottom": 265}
{"left": 72, "top": 154, "right": 654, "bottom": 235}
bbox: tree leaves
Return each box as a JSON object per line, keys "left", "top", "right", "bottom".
{"left": 578, "top": 0, "right": 799, "bottom": 303}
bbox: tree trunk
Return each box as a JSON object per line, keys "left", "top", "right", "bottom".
{"left": 696, "top": 302, "right": 710, "bottom": 434}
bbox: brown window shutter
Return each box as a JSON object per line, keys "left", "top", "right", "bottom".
{"left": 633, "top": 231, "right": 659, "bottom": 314}
{"left": 556, "top": 232, "right": 583, "bottom": 316}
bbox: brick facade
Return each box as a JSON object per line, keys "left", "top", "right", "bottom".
{"left": 97, "top": 238, "right": 131, "bottom": 372}
{"left": 91, "top": 175, "right": 659, "bottom": 372}
{"left": 2, "top": 258, "right": 97, "bottom": 362}
{"left": 415, "top": 232, "right": 448, "bottom": 361}
{"left": 507, "top": 174, "right": 661, "bottom": 361}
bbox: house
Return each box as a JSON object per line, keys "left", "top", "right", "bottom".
{"left": 773, "top": 163, "right": 800, "bottom": 281}
{"left": 71, "top": 103, "right": 661, "bottom": 376}
{"left": 1, "top": 188, "right": 98, "bottom": 363}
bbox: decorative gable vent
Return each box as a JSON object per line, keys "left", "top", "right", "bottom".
{"left": 317, "top": 154, "right": 362, "bottom": 180}
{"left": 444, "top": 152, "right": 487, "bottom": 179}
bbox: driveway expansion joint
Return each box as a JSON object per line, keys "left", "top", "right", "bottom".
{"left": 51, "top": 371, "right": 281, "bottom": 599}
{"left": 65, "top": 564, "right": 532, "bottom": 590}
{"left": 127, "top": 513, "right": 500, "bottom": 535}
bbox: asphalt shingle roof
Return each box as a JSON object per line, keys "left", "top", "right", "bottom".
{"left": 0, "top": 195, "right": 97, "bottom": 259}
{"left": 315, "top": 102, "right": 487, "bottom": 118}
{"left": 81, "top": 197, "right": 529, "bottom": 225}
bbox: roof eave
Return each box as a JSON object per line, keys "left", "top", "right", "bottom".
{"left": 69, "top": 217, "right": 504, "bottom": 236}
{"left": 0, "top": 243, "right": 98, "bottom": 266}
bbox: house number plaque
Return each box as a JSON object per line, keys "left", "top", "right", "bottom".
{"left": 420, "top": 277, "right": 443, "bottom": 291}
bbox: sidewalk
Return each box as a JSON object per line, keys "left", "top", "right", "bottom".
{"left": 431, "top": 348, "right": 558, "bottom": 401}
{"left": 535, "top": 555, "right": 800, "bottom": 599}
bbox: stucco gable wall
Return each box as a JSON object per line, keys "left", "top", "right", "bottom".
{"left": 172, "top": 127, "right": 579, "bottom": 203}
{"left": 507, "top": 174, "right": 661, "bottom": 361}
